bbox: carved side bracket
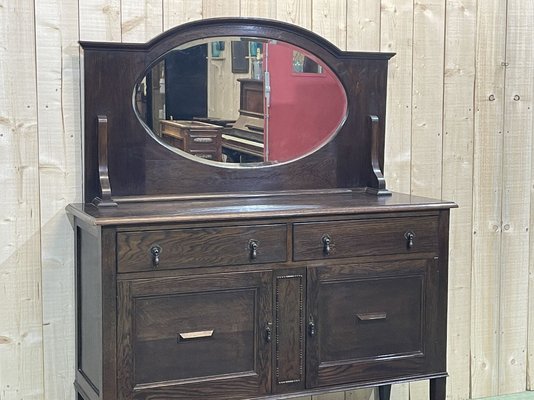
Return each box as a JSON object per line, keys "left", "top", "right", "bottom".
{"left": 366, "top": 114, "right": 391, "bottom": 196}
{"left": 92, "top": 115, "right": 117, "bottom": 207}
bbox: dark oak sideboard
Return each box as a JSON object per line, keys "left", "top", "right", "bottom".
{"left": 68, "top": 191, "right": 454, "bottom": 400}
{"left": 70, "top": 17, "right": 456, "bottom": 400}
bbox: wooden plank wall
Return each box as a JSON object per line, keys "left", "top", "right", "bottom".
{"left": 0, "top": 1, "right": 533, "bottom": 399}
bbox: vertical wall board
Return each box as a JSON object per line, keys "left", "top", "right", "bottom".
{"left": 346, "top": 388, "right": 376, "bottom": 400}
{"left": 391, "top": 381, "right": 411, "bottom": 400}
{"left": 410, "top": 0, "right": 445, "bottom": 199}
{"left": 344, "top": 4, "right": 379, "bottom": 400}
{"left": 79, "top": 0, "right": 121, "bottom": 41}
{"left": 381, "top": 0, "right": 413, "bottom": 199}
{"left": 240, "top": 0, "right": 277, "bottom": 18}
{"left": 499, "top": 0, "right": 534, "bottom": 393}
{"left": 35, "top": 0, "right": 80, "bottom": 398}
{"left": 311, "top": 0, "right": 347, "bottom": 50}
{"left": 381, "top": 2, "right": 413, "bottom": 398}
{"left": 163, "top": 0, "right": 203, "bottom": 30}
{"left": 312, "top": 391, "right": 345, "bottom": 400}
{"left": 441, "top": 0, "right": 477, "bottom": 399}
{"left": 409, "top": 2, "right": 445, "bottom": 397}
{"left": 471, "top": 0, "right": 507, "bottom": 397}
{"left": 275, "top": 0, "right": 312, "bottom": 29}
{"left": 0, "top": 0, "right": 44, "bottom": 399}
{"left": 202, "top": 0, "right": 240, "bottom": 18}
{"left": 346, "top": 0, "right": 380, "bottom": 51}
{"left": 121, "top": 0, "right": 163, "bottom": 42}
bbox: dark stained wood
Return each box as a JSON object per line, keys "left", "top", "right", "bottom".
{"left": 306, "top": 259, "right": 443, "bottom": 388}
{"left": 293, "top": 215, "right": 439, "bottom": 261}
{"left": 366, "top": 115, "right": 390, "bottom": 196}
{"left": 77, "top": 226, "right": 102, "bottom": 393}
{"left": 66, "top": 191, "right": 456, "bottom": 227}
{"left": 273, "top": 269, "right": 307, "bottom": 394}
{"left": 117, "top": 271, "right": 272, "bottom": 399}
{"left": 71, "top": 17, "right": 454, "bottom": 400}
{"left": 80, "top": 18, "right": 394, "bottom": 203}
{"left": 93, "top": 115, "right": 117, "bottom": 207}
{"left": 430, "top": 377, "right": 447, "bottom": 400}
{"left": 117, "top": 223, "right": 287, "bottom": 272}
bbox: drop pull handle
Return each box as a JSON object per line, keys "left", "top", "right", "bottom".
{"left": 265, "top": 322, "right": 272, "bottom": 343}
{"left": 249, "top": 239, "right": 259, "bottom": 260}
{"left": 308, "top": 315, "right": 316, "bottom": 337}
{"left": 150, "top": 245, "right": 162, "bottom": 268}
{"left": 404, "top": 231, "right": 415, "bottom": 249}
{"left": 322, "top": 235, "right": 332, "bottom": 256}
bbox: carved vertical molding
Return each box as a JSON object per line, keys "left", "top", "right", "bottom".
{"left": 275, "top": 274, "right": 304, "bottom": 386}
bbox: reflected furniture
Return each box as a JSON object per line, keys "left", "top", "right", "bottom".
{"left": 160, "top": 120, "right": 223, "bottom": 162}
{"left": 68, "top": 18, "right": 455, "bottom": 400}
{"left": 222, "top": 78, "right": 264, "bottom": 161}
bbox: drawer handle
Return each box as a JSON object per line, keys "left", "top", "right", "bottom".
{"left": 178, "top": 329, "right": 214, "bottom": 341}
{"left": 357, "top": 312, "right": 387, "bottom": 321}
{"left": 150, "top": 245, "right": 162, "bottom": 268}
{"left": 308, "top": 315, "right": 316, "bottom": 337}
{"left": 249, "top": 239, "right": 259, "bottom": 260}
{"left": 404, "top": 231, "right": 415, "bottom": 249}
{"left": 322, "top": 234, "right": 332, "bottom": 256}
{"left": 193, "top": 137, "right": 213, "bottom": 143}
{"left": 265, "top": 322, "right": 272, "bottom": 343}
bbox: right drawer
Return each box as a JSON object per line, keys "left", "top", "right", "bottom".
{"left": 293, "top": 215, "right": 439, "bottom": 261}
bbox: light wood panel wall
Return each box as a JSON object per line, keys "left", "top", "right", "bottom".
{"left": 1, "top": 1, "right": 533, "bottom": 399}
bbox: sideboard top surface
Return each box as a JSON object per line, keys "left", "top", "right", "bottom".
{"left": 67, "top": 191, "right": 456, "bottom": 226}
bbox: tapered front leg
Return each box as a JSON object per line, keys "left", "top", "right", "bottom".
{"left": 430, "top": 377, "right": 446, "bottom": 400}
{"left": 379, "top": 384, "right": 391, "bottom": 400}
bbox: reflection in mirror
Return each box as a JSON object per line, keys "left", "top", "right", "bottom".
{"left": 135, "top": 37, "right": 347, "bottom": 167}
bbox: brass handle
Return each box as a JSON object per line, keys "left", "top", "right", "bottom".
{"left": 249, "top": 239, "right": 259, "bottom": 260}
{"left": 178, "top": 329, "right": 214, "bottom": 342}
{"left": 322, "top": 235, "right": 331, "bottom": 256}
{"left": 150, "top": 245, "right": 162, "bottom": 268}
{"left": 404, "top": 231, "right": 415, "bottom": 249}
{"left": 357, "top": 312, "right": 387, "bottom": 321}
{"left": 265, "top": 322, "right": 272, "bottom": 343}
{"left": 308, "top": 316, "right": 316, "bottom": 337}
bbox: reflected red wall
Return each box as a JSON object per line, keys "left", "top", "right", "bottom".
{"left": 265, "top": 42, "right": 347, "bottom": 163}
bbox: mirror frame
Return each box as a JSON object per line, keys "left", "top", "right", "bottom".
{"left": 80, "top": 18, "right": 394, "bottom": 204}
{"left": 133, "top": 37, "right": 349, "bottom": 169}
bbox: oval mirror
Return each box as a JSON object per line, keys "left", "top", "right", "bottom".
{"left": 134, "top": 37, "right": 347, "bottom": 167}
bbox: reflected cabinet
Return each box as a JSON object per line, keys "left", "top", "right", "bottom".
{"left": 68, "top": 17, "right": 455, "bottom": 400}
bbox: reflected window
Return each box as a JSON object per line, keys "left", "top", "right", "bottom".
{"left": 292, "top": 51, "right": 323, "bottom": 74}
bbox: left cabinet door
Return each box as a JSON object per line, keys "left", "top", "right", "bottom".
{"left": 117, "top": 271, "right": 273, "bottom": 400}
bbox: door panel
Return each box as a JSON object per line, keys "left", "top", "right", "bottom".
{"left": 306, "top": 258, "right": 441, "bottom": 388}
{"left": 117, "top": 271, "right": 272, "bottom": 400}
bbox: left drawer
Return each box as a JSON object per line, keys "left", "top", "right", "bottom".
{"left": 117, "top": 224, "right": 287, "bottom": 273}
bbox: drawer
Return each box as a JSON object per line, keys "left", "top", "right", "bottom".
{"left": 117, "top": 224, "right": 287, "bottom": 273}
{"left": 293, "top": 216, "right": 438, "bottom": 261}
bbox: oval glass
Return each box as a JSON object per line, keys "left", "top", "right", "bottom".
{"left": 134, "top": 37, "right": 347, "bottom": 167}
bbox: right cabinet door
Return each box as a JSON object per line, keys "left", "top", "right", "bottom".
{"left": 306, "top": 258, "right": 443, "bottom": 388}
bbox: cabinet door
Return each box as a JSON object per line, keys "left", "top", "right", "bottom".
{"left": 306, "top": 258, "right": 444, "bottom": 388}
{"left": 117, "top": 271, "right": 272, "bottom": 399}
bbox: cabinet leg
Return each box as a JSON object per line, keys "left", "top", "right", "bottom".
{"left": 378, "top": 384, "right": 391, "bottom": 400}
{"left": 430, "top": 377, "right": 446, "bottom": 400}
